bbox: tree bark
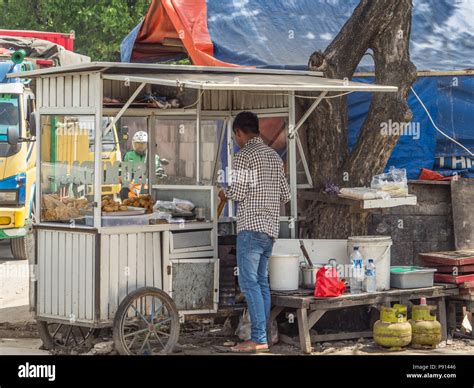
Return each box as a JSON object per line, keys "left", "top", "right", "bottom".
{"left": 302, "top": 0, "right": 417, "bottom": 239}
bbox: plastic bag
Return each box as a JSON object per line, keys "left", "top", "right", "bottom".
{"left": 371, "top": 166, "right": 408, "bottom": 197}
{"left": 173, "top": 198, "right": 195, "bottom": 213}
{"left": 314, "top": 266, "right": 346, "bottom": 297}
{"left": 153, "top": 200, "right": 175, "bottom": 212}
{"left": 235, "top": 308, "right": 251, "bottom": 341}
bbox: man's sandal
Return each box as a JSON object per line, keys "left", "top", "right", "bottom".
{"left": 231, "top": 340, "right": 270, "bottom": 353}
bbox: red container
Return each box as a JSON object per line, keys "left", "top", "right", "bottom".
{"left": 0, "top": 29, "right": 74, "bottom": 51}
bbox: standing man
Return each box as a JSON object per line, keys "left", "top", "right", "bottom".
{"left": 219, "top": 111, "right": 291, "bottom": 353}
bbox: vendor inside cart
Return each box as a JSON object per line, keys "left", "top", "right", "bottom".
{"left": 119, "top": 130, "right": 168, "bottom": 200}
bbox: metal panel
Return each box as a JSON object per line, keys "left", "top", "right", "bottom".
{"left": 41, "top": 77, "right": 49, "bottom": 108}
{"left": 108, "top": 234, "right": 119, "bottom": 317}
{"left": 13, "top": 61, "right": 325, "bottom": 78}
{"left": 56, "top": 76, "right": 65, "bottom": 108}
{"left": 38, "top": 230, "right": 45, "bottom": 315}
{"left": 72, "top": 75, "right": 81, "bottom": 107}
{"left": 80, "top": 74, "right": 89, "bottom": 107}
{"left": 99, "top": 231, "right": 163, "bottom": 321}
{"left": 51, "top": 231, "right": 59, "bottom": 316}
{"left": 170, "top": 229, "right": 213, "bottom": 253}
{"left": 64, "top": 76, "right": 73, "bottom": 108}
{"left": 85, "top": 234, "right": 94, "bottom": 320}
{"left": 145, "top": 233, "right": 154, "bottom": 287}
{"left": 118, "top": 234, "right": 128, "bottom": 304}
{"left": 153, "top": 233, "right": 162, "bottom": 289}
{"left": 100, "top": 234, "right": 110, "bottom": 320}
{"left": 49, "top": 77, "right": 56, "bottom": 107}
{"left": 65, "top": 232, "right": 73, "bottom": 319}
{"left": 169, "top": 258, "right": 219, "bottom": 313}
{"left": 72, "top": 233, "right": 79, "bottom": 319}
{"left": 78, "top": 233, "right": 86, "bottom": 320}
{"left": 36, "top": 229, "right": 96, "bottom": 323}
{"left": 36, "top": 78, "right": 42, "bottom": 108}
{"left": 127, "top": 233, "right": 137, "bottom": 294}
{"left": 88, "top": 74, "right": 96, "bottom": 107}
{"left": 136, "top": 233, "right": 146, "bottom": 290}
{"left": 58, "top": 232, "right": 65, "bottom": 317}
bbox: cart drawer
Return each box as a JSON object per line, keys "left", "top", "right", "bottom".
{"left": 169, "top": 229, "right": 214, "bottom": 253}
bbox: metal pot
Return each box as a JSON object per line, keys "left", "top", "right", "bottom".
{"left": 301, "top": 265, "right": 318, "bottom": 289}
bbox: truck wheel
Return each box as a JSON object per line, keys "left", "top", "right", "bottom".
{"left": 11, "top": 233, "right": 34, "bottom": 261}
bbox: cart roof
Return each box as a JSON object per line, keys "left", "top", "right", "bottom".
{"left": 9, "top": 62, "right": 398, "bottom": 93}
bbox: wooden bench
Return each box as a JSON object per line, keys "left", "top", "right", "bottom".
{"left": 270, "top": 284, "right": 459, "bottom": 353}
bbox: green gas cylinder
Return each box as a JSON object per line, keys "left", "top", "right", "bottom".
{"left": 409, "top": 298, "right": 442, "bottom": 348}
{"left": 373, "top": 304, "right": 412, "bottom": 350}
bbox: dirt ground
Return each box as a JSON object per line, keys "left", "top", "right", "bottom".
{"left": 1, "top": 239, "right": 473, "bottom": 356}
{"left": 1, "top": 309, "right": 473, "bottom": 356}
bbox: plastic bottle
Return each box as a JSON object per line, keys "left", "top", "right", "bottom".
{"left": 365, "top": 259, "right": 376, "bottom": 293}
{"left": 350, "top": 247, "right": 364, "bottom": 294}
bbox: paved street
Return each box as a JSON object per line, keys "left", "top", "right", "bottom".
{"left": 0, "top": 240, "right": 47, "bottom": 355}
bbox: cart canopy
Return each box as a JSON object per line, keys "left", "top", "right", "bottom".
{"left": 10, "top": 62, "right": 397, "bottom": 93}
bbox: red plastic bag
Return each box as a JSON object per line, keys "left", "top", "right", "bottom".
{"left": 418, "top": 168, "right": 453, "bottom": 181}
{"left": 314, "top": 266, "right": 346, "bottom": 297}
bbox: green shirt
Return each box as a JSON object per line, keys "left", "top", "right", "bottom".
{"left": 123, "top": 151, "right": 162, "bottom": 171}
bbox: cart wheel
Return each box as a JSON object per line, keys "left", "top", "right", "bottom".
{"left": 37, "top": 320, "right": 100, "bottom": 351}
{"left": 113, "top": 287, "right": 180, "bottom": 355}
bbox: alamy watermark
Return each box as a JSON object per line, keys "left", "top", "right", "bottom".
{"left": 380, "top": 119, "right": 420, "bottom": 140}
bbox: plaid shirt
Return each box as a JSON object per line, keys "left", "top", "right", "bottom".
{"left": 225, "top": 136, "right": 291, "bottom": 238}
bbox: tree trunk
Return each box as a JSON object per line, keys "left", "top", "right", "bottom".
{"left": 303, "top": 0, "right": 417, "bottom": 239}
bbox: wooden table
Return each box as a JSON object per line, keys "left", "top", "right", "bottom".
{"left": 270, "top": 284, "right": 459, "bottom": 354}
{"left": 446, "top": 293, "right": 474, "bottom": 339}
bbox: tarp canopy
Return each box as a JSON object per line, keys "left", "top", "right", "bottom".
{"left": 121, "top": 1, "right": 473, "bottom": 179}
{"left": 121, "top": 0, "right": 474, "bottom": 71}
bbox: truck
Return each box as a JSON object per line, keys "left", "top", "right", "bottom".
{"left": 0, "top": 32, "right": 96, "bottom": 259}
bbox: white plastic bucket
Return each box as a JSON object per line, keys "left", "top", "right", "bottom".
{"left": 347, "top": 236, "right": 392, "bottom": 291}
{"left": 269, "top": 254, "right": 300, "bottom": 291}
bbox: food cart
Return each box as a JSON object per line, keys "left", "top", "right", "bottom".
{"left": 9, "top": 62, "right": 397, "bottom": 354}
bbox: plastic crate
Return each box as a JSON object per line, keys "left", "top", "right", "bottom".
{"left": 390, "top": 266, "right": 437, "bottom": 289}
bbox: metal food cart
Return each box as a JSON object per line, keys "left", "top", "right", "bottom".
{"left": 10, "top": 62, "right": 397, "bottom": 354}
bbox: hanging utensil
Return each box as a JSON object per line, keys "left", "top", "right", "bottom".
{"left": 299, "top": 239, "right": 314, "bottom": 267}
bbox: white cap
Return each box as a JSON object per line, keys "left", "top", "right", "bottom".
{"left": 132, "top": 131, "right": 148, "bottom": 143}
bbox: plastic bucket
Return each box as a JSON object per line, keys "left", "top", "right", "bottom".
{"left": 347, "top": 236, "right": 392, "bottom": 291}
{"left": 269, "top": 254, "right": 300, "bottom": 291}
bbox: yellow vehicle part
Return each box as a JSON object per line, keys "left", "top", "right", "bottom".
{"left": 0, "top": 207, "right": 26, "bottom": 228}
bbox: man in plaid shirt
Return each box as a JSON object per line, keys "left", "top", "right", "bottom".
{"left": 219, "top": 111, "right": 290, "bottom": 353}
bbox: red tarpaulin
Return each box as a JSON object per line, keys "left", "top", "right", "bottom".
{"left": 132, "top": 0, "right": 238, "bottom": 67}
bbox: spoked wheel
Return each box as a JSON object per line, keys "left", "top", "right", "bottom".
{"left": 37, "top": 320, "right": 100, "bottom": 351}
{"left": 113, "top": 287, "right": 180, "bottom": 355}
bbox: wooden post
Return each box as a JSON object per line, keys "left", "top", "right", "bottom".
{"left": 437, "top": 297, "right": 448, "bottom": 342}
{"left": 296, "top": 308, "right": 312, "bottom": 354}
{"left": 447, "top": 300, "right": 457, "bottom": 340}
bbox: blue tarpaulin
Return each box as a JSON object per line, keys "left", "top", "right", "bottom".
{"left": 122, "top": 0, "right": 474, "bottom": 178}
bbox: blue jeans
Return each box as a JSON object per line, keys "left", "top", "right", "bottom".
{"left": 236, "top": 230, "right": 274, "bottom": 344}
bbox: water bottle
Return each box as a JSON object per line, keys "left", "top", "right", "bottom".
{"left": 350, "top": 247, "right": 364, "bottom": 294}
{"left": 365, "top": 259, "right": 376, "bottom": 293}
